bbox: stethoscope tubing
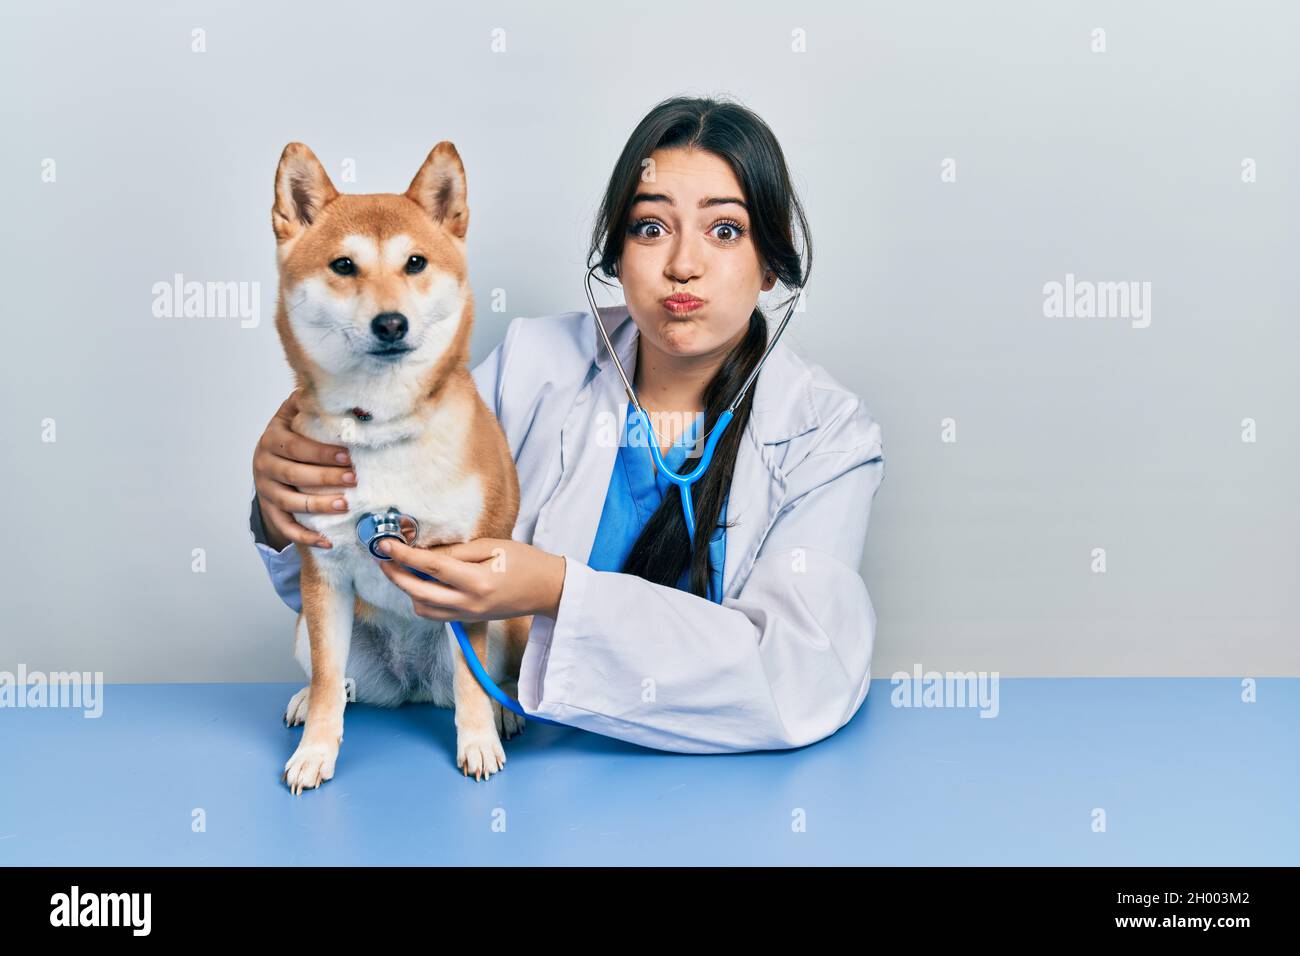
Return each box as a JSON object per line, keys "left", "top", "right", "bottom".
{"left": 585, "top": 263, "right": 800, "bottom": 545}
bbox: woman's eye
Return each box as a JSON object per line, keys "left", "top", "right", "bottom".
{"left": 405, "top": 255, "right": 427, "bottom": 275}
{"left": 629, "top": 219, "right": 666, "bottom": 240}
{"left": 629, "top": 217, "right": 745, "bottom": 242}
{"left": 329, "top": 257, "right": 356, "bottom": 276}
{"left": 710, "top": 221, "right": 746, "bottom": 243}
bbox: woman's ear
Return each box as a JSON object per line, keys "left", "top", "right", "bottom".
{"left": 760, "top": 267, "right": 777, "bottom": 292}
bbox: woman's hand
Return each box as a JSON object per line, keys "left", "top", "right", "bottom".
{"left": 252, "top": 390, "right": 357, "bottom": 550}
{"left": 373, "top": 537, "right": 567, "bottom": 622}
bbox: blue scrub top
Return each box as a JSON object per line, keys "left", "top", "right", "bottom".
{"left": 585, "top": 406, "right": 729, "bottom": 603}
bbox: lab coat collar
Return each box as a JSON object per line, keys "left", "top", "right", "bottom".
{"left": 590, "top": 304, "right": 818, "bottom": 446}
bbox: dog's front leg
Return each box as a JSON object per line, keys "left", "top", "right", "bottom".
{"left": 451, "top": 620, "right": 506, "bottom": 780}
{"left": 283, "top": 547, "right": 354, "bottom": 795}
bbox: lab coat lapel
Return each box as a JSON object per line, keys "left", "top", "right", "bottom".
{"left": 722, "top": 329, "right": 817, "bottom": 595}
{"left": 719, "top": 416, "right": 786, "bottom": 597}
{"left": 530, "top": 310, "right": 635, "bottom": 565}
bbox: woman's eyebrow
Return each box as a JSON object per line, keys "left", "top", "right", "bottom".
{"left": 631, "top": 192, "right": 749, "bottom": 211}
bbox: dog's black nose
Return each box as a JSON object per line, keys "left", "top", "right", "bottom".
{"left": 370, "top": 312, "right": 409, "bottom": 343}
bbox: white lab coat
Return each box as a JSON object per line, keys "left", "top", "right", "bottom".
{"left": 250, "top": 305, "right": 885, "bottom": 754}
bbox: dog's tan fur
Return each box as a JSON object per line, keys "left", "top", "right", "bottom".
{"left": 269, "top": 142, "right": 530, "bottom": 792}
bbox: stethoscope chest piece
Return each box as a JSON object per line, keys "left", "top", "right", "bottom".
{"left": 355, "top": 507, "right": 419, "bottom": 559}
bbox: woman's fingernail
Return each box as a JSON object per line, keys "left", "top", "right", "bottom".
{"left": 342, "top": 472, "right": 355, "bottom": 484}
{"left": 335, "top": 452, "right": 350, "bottom": 464}
{"left": 333, "top": 498, "right": 347, "bottom": 510}
{"left": 378, "top": 540, "right": 391, "bottom": 555}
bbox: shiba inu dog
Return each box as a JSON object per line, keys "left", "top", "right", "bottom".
{"left": 270, "top": 141, "right": 530, "bottom": 793}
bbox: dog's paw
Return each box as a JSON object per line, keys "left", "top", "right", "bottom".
{"left": 492, "top": 694, "right": 526, "bottom": 741}
{"left": 283, "top": 739, "right": 339, "bottom": 795}
{"left": 456, "top": 725, "right": 506, "bottom": 781}
{"left": 284, "top": 686, "right": 310, "bottom": 727}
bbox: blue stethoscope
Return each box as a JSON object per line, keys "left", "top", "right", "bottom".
{"left": 356, "top": 265, "right": 803, "bottom": 727}
{"left": 584, "top": 265, "right": 802, "bottom": 542}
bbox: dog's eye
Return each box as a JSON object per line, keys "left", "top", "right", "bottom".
{"left": 329, "top": 257, "right": 356, "bottom": 276}
{"left": 405, "top": 255, "right": 427, "bottom": 275}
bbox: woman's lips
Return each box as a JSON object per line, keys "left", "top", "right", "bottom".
{"left": 663, "top": 294, "right": 704, "bottom": 315}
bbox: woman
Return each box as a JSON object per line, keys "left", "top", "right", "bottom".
{"left": 250, "top": 96, "right": 885, "bottom": 754}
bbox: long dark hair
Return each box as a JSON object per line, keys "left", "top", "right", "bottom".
{"left": 587, "top": 96, "right": 812, "bottom": 598}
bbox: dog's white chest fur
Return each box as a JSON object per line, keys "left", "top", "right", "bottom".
{"left": 293, "top": 398, "right": 484, "bottom": 614}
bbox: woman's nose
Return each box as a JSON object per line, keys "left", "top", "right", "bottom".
{"left": 665, "top": 235, "right": 704, "bottom": 283}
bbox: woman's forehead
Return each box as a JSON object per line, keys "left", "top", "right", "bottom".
{"left": 642, "top": 147, "right": 745, "bottom": 201}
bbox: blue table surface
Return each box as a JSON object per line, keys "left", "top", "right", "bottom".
{"left": 1, "top": 678, "right": 1295, "bottom": 866}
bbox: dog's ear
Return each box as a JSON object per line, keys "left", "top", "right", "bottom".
{"left": 405, "top": 142, "right": 469, "bottom": 240}
{"left": 272, "top": 143, "right": 339, "bottom": 244}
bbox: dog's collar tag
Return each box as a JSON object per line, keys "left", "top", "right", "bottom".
{"left": 350, "top": 406, "right": 373, "bottom": 422}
